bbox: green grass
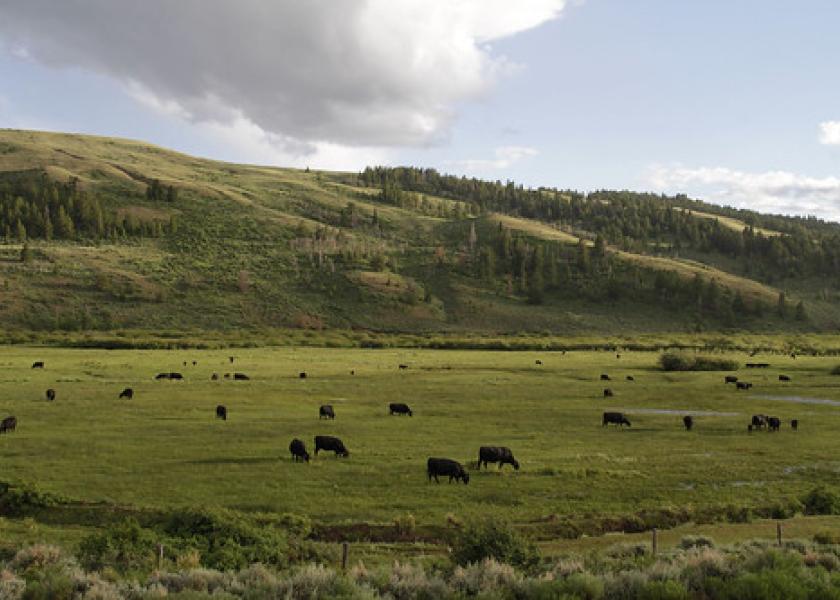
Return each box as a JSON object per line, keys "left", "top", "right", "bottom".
{"left": 2, "top": 347, "right": 838, "bottom": 528}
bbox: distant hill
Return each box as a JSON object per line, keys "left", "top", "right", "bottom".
{"left": 1, "top": 128, "right": 839, "bottom": 335}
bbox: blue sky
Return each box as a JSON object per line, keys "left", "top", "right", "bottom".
{"left": 1, "top": 1, "right": 839, "bottom": 218}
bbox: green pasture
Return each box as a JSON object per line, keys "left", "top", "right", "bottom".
{"left": 1, "top": 346, "right": 839, "bottom": 531}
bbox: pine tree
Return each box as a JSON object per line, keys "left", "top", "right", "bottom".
{"left": 777, "top": 292, "right": 787, "bottom": 318}
{"left": 20, "top": 242, "right": 31, "bottom": 263}
{"left": 795, "top": 300, "right": 806, "bottom": 321}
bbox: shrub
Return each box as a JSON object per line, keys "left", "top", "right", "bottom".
{"left": 678, "top": 536, "right": 715, "bottom": 550}
{"left": 451, "top": 558, "right": 519, "bottom": 596}
{"left": 830, "top": 365, "right": 840, "bottom": 376}
{"left": 802, "top": 487, "right": 840, "bottom": 516}
{"left": 0, "top": 570, "right": 25, "bottom": 600}
{"left": 658, "top": 352, "right": 738, "bottom": 372}
{"left": 77, "top": 519, "right": 159, "bottom": 574}
{"left": 814, "top": 531, "right": 840, "bottom": 545}
{"left": 451, "top": 519, "right": 540, "bottom": 569}
{"left": 393, "top": 513, "right": 416, "bottom": 537}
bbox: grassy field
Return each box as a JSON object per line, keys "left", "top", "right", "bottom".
{"left": 1, "top": 346, "right": 839, "bottom": 543}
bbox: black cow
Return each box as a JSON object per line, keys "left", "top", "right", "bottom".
{"left": 31, "top": 361, "right": 44, "bottom": 369}
{"left": 603, "top": 388, "right": 613, "bottom": 397}
{"left": 751, "top": 414, "right": 768, "bottom": 429}
{"left": 398, "top": 364, "right": 409, "bottom": 370}
{"left": 626, "top": 375, "right": 635, "bottom": 382}
{"left": 0, "top": 416, "right": 16, "bottom": 433}
{"left": 299, "top": 372, "right": 307, "bottom": 379}
{"left": 427, "top": 457, "right": 469, "bottom": 484}
{"left": 211, "top": 373, "right": 219, "bottom": 381}
{"left": 229, "top": 356, "right": 235, "bottom": 364}
{"left": 616, "top": 353, "right": 621, "bottom": 359}
{"left": 169, "top": 372, "right": 183, "bottom": 380}
{"left": 182, "top": 361, "right": 187, "bottom": 367}
{"left": 725, "top": 375, "right": 738, "bottom": 384}
{"left": 389, "top": 402, "right": 413, "bottom": 416}
{"left": 603, "top": 412, "right": 631, "bottom": 427}
{"left": 224, "top": 373, "right": 231, "bottom": 379}
{"left": 350, "top": 370, "right": 355, "bottom": 375}
{"left": 314, "top": 435, "right": 349, "bottom": 457}
{"left": 779, "top": 374, "right": 791, "bottom": 382}
{"left": 683, "top": 415, "right": 694, "bottom": 431}
{"left": 319, "top": 405, "right": 336, "bottom": 420}
{"left": 535, "top": 360, "right": 543, "bottom": 365}
{"left": 600, "top": 374, "right": 611, "bottom": 381}
{"left": 119, "top": 388, "right": 134, "bottom": 399}
{"left": 289, "top": 438, "right": 310, "bottom": 462}
{"left": 478, "top": 446, "right": 520, "bottom": 470}
{"left": 155, "top": 372, "right": 170, "bottom": 380}
{"left": 45, "top": 388, "right": 56, "bottom": 402}
{"left": 791, "top": 419, "right": 799, "bottom": 430}
{"left": 736, "top": 381, "right": 752, "bottom": 390}
{"left": 233, "top": 373, "right": 250, "bottom": 380}
{"left": 768, "top": 416, "right": 781, "bottom": 432}
{"left": 192, "top": 361, "right": 197, "bottom": 366}
{"left": 216, "top": 405, "right": 227, "bottom": 420}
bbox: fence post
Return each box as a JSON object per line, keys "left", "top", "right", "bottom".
{"left": 341, "top": 542, "right": 349, "bottom": 570}
{"left": 777, "top": 522, "right": 782, "bottom": 546}
{"left": 652, "top": 528, "right": 658, "bottom": 556}
{"left": 157, "top": 543, "right": 164, "bottom": 570}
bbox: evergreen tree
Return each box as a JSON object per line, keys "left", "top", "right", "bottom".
{"left": 795, "top": 300, "right": 806, "bottom": 321}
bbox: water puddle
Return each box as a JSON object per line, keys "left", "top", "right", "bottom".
{"left": 752, "top": 395, "right": 840, "bottom": 407}
{"left": 616, "top": 408, "right": 740, "bottom": 416}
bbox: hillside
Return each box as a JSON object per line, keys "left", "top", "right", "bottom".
{"left": 1, "top": 128, "right": 839, "bottom": 335}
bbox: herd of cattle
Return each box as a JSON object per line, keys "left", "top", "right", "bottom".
{"left": 1, "top": 357, "right": 803, "bottom": 485}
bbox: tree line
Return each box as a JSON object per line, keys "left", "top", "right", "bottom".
{"left": 360, "top": 167, "right": 840, "bottom": 282}
{"left": 0, "top": 173, "right": 175, "bottom": 241}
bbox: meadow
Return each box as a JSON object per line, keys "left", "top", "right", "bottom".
{"left": 1, "top": 345, "right": 839, "bottom": 539}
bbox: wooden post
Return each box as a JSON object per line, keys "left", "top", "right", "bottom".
{"left": 157, "top": 543, "right": 164, "bottom": 570}
{"left": 652, "top": 528, "right": 658, "bottom": 556}
{"left": 341, "top": 542, "right": 349, "bottom": 570}
{"left": 777, "top": 522, "right": 782, "bottom": 546}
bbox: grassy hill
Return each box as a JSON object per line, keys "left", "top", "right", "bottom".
{"left": 1, "top": 128, "right": 839, "bottom": 336}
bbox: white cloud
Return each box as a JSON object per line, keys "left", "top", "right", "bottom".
{"left": 648, "top": 164, "right": 840, "bottom": 220}
{"left": 819, "top": 121, "right": 840, "bottom": 146}
{"left": 448, "top": 145, "right": 539, "bottom": 171}
{"left": 0, "top": 0, "right": 569, "bottom": 155}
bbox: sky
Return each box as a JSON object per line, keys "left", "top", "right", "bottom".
{"left": 1, "top": 0, "right": 839, "bottom": 219}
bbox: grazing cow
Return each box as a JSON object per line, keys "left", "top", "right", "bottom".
{"left": 229, "top": 356, "right": 235, "bottom": 364}
{"left": 779, "top": 374, "right": 791, "bottom": 382}
{"left": 211, "top": 373, "right": 219, "bottom": 381}
{"left": 350, "top": 370, "right": 355, "bottom": 376}
{"left": 616, "top": 353, "right": 621, "bottom": 359}
{"left": 683, "top": 415, "right": 694, "bottom": 431}
{"left": 791, "top": 353, "right": 797, "bottom": 360}
{"left": 0, "top": 416, "right": 16, "bottom": 433}
{"left": 169, "top": 372, "right": 183, "bottom": 380}
{"left": 626, "top": 375, "right": 635, "bottom": 382}
{"left": 751, "top": 414, "right": 768, "bottom": 429}
{"left": 478, "top": 446, "right": 520, "bottom": 470}
{"left": 736, "top": 381, "right": 752, "bottom": 390}
{"left": 603, "top": 388, "right": 614, "bottom": 397}
{"left": 602, "top": 412, "right": 631, "bottom": 427}
{"left": 747, "top": 424, "right": 753, "bottom": 433}
{"left": 600, "top": 374, "right": 611, "bottom": 381}
{"left": 216, "top": 405, "right": 227, "bottom": 420}
{"left": 119, "top": 388, "right": 134, "bottom": 400}
{"left": 289, "top": 438, "right": 310, "bottom": 462}
{"left": 192, "top": 361, "right": 197, "bottom": 366}
{"left": 299, "top": 372, "right": 307, "bottom": 379}
{"left": 767, "top": 416, "right": 781, "bottom": 432}
{"left": 314, "top": 435, "right": 349, "bottom": 457}
{"left": 224, "top": 373, "right": 231, "bottom": 379}
{"left": 183, "top": 361, "right": 187, "bottom": 367}
{"left": 399, "top": 364, "right": 409, "bottom": 370}
{"left": 535, "top": 360, "right": 542, "bottom": 365}
{"left": 31, "top": 361, "right": 44, "bottom": 369}
{"left": 233, "top": 373, "right": 250, "bottom": 381}
{"left": 155, "top": 372, "right": 170, "bottom": 380}
{"left": 319, "top": 405, "right": 336, "bottom": 420}
{"left": 427, "top": 457, "right": 470, "bottom": 484}
{"left": 791, "top": 419, "right": 799, "bottom": 430}
{"left": 725, "top": 375, "right": 738, "bottom": 384}
{"left": 45, "top": 389, "right": 56, "bottom": 402}
{"left": 389, "top": 402, "right": 413, "bottom": 416}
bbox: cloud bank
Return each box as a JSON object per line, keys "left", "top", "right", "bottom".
{"left": 0, "top": 0, "right": 568, "bottom": 157}
{"left": 648, "top": 164, "right": 840, "bottom": 221}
